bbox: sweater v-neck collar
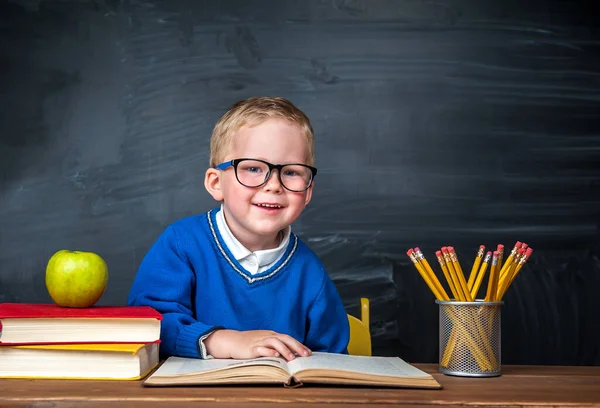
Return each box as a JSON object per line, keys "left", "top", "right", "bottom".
{"left": 206, "top": 209, "right": 298, "bottom": 284}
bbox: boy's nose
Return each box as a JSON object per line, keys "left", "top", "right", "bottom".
{"left": 263, "top": 170, "right": 283, "bottom": 192}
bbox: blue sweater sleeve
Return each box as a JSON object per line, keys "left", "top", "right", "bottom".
{"left": 305, "top": 269, "right": 350, "bottom": 353}
{"left": 127, "top": 226, "right": 219, "bottom": 358}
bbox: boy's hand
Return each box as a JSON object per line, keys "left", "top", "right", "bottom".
{"left": 204, "top": 329, "right": 311, "bottom": 361}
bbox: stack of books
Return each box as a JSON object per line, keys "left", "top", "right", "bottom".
{"left": 0, "top": 303, "right": 162, "bottom": 380}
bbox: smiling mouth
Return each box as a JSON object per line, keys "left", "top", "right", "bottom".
{"left": 254, "top": 203, "right": 283, "bottom": 209}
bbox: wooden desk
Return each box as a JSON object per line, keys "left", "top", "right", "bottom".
{"left": 1, "top": 364, "right": 599, "bottom": 407}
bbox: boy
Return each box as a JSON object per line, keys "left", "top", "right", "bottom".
{"left": 127, "top": 97, "right": 350, "bottom": 361}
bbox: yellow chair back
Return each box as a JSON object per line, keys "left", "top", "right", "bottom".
{"left": 346, "top": 297, "right": 372, "bottom": 356}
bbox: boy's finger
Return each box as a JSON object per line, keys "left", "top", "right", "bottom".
{"left": 252, "top": 346, "right": 281, "bottom": 358}
{"left": 276, "top": 334, "right": 311, "bottom": 357}
{"left": 262, "top": 337, "right": 296, "bottom": 361}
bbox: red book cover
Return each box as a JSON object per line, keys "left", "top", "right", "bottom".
{"left": 0, "top": 303, "right": 163, "bottom": 320}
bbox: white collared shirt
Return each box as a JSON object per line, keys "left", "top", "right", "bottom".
{"left": 215, "top": 204, "right": 290, "bottom": 275}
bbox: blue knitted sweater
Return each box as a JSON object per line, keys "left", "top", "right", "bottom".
{"left": 127, "top": 208, "right": 350, "bottom": 358}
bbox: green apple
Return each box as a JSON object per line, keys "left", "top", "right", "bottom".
{"left": 45, "top": 250, "right": 109, "bottom": 308}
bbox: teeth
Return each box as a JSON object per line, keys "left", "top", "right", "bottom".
{"left": 257, "top": 203, "right": 282, "bottom": 208}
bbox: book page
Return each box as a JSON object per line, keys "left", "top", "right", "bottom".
{"left": 286, "top": 352, "right": 430, "bottom": 378}
{"left": 152, "top": 356, "right": 290, "bottom": 377}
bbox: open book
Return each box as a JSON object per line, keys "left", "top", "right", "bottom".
{"left": 144, "top": 352, "right": 441, "bottom": 389}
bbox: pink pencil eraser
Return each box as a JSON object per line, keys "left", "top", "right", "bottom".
{"left": 516, "top": 241, "right": 522, "bottom": 247}
{"left": 441, "top": 246, "right": 448, "bottom": 252}
{"left": 486, "top": 251, "right": 492, "bottom": 256}
{"left": 517, "top": 248, "right": 525, "bottom": 255}
{"left": 435, "top": 250, "right": 442, "bottom": 257}
{"left": 447, "top": 246, "right": 454, "bottom": 252}
{"left": 525, "top": 248, "right": 533, "bottom": 256}
{"left": 521, "top": 243, "right": 529, "bottom": 250}
{"left": 493, "top": 251, "right": 499, "bottom": 256}
{"left": 414, "top": 247, "right": 421, "bottom": 253}
{"left": 479, "top": 245, "right": 485, "bottom": 249}
{"left": 406, "top": 249, "right": 414, "bottom": 256}
{"left": 497, "top": 244, "right": 504, "bottom": 250}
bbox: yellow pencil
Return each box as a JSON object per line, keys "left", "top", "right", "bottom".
{"left": 499, "top": 241, "right": 522, "bottom": 282}
{"left": 514, "top": 247, "right": 533, "bottom": 275}
{"left": 442, "top": 247, "right": 468, "bottom": 301}
{"left": 471, "top": 251, "right": 492, "bottom": 299}
{"left": 497, "top": 248, "right": 523, "bottom": 299}
{"left": 436, "top": 250, "right": 459, "bottom": 300}
{"left": 467, "top": 245, "right": 485, "bottom": 291}
{"left": 485, "top": 251, "right": 500, "bottom": 302}
{"left": 500, "top": 248, "right": 533, "bottom": 298}
{"left": 414, "top": 248, "right": 450, "bottom": 301}
{"left": 496, "top": 244, "right": 504, "bottom": 281}
{"left": 407, "top": 249, "right": 445, "bottom": 301}
{"left": 498, "top": 247, "right": 533, "bottom": 300}
{"left": 448, "top": 247, "right": 473, "bottom": 302}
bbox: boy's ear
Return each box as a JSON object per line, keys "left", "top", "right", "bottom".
{"left": 303, "top": 181, "right": 314, "bottom": 207}
{"left": 204, "top": 168, "right": 224, "bottom": 201}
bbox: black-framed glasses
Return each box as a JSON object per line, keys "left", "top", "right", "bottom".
{"left": 215, "top": 158, "right": 317, "bottom": 192}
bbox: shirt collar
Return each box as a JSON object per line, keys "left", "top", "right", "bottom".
{"left": 215, "top": 204, "right": 291, "bottom": 267}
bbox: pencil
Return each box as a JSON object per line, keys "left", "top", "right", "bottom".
{"left": 498, "top": 247, "right": 533, "bottom": 300}
{"left": 407, "top": 249, "right": 445, "bottom": 301}
{"left": 471, "top": 251, "right": 492, "bottom": 299}
{"left": 496, "top": 244, "right": 504, "bottom": 281}
{"left": 442, "top": 247, "right": 468, "bottom": 301}
{"left": 436, "top": 250, "right": 460, "bottom": 300}
{"left": 516, "top": 243, "right": 529, "bottom": 268}
{"left": 497, "top": 248, "right": 523, "bottom": 299}
{"left": 448, "top": 247, "right": 473, "bottom": 302}
{"left": 514, "top": 247, "right": 533, "bottom": 274}
{"left": 499, "top": 241, "right": 522, "bottom": 282}
{"left": 467, "top": 245, "right": 485, "bottom": 291}
{"left": 485, "top": 251, "right": 500, "bottom": 302}
{"left": 414, "top": 248, "right": 450, "bottom": 301}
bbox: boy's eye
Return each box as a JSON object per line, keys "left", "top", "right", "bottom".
{"left": 239, "top": 165, "right": 265, "bottom": 174}
{"left": 282, "top": 165, "right": 309, "bottom": 179}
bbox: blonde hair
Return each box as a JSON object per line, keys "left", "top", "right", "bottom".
{"left": 209, "top": 97, "right": 315, "bottom": 167}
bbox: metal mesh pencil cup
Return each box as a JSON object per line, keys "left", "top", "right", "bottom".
{"left": 436, "top": 300, "right": 503, "bottom": 377}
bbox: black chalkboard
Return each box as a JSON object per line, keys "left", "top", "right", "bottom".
{"left": 1, "top": 0, "right": 599, "bottom": 365}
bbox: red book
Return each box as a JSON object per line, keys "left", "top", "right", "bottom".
{"left": 0, "top": 303, "right": 162, "bottom": 345}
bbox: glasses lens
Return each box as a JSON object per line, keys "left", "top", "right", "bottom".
{"left": 280, "top": 164, "right": 313, "bottom": 191}
{"left": 235, "top": 160, "right": 270, "bottom": 187}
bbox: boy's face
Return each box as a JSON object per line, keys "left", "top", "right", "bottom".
{"left": 205, "top": 119, "right": 313, "bottom": 251}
